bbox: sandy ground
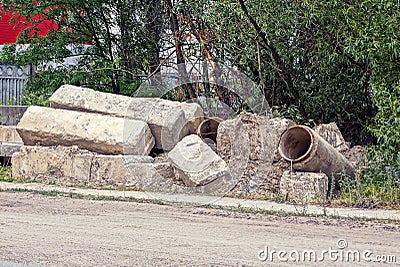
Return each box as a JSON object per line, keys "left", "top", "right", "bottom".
{"left": 0, "top": 191, "right": 400, "bottom": 266}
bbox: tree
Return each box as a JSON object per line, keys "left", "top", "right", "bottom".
{"left": 0, "top": 0, "right": 165, "bottom": 98}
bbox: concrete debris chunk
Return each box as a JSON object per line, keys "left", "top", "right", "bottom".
{"left": 168, "top": 134, "right": 228, "bottom": 186}
{"left": 49, "top": 85, "right": 204, "bottom": 150}
{"left": 314, "top": 122, "right": 349, "bottom": 152}
{"left": 12, "top": 145, "right": 171, "bottom": 188}
{"left": 16, "top": 106, "right": 154, "bottom": 155}
{"left": 280, "top": 171, "right": 329, "bottom": 201}
{"left": 216, "top": 113, "right": 293, "bottom": 194}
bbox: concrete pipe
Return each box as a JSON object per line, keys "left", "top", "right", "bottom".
{"left": 196, "top": 117, "right": 223, "bottom": 152}
{"left": 197, "top": 117, "right": 222, "bottom": 143}
{"left": 278, "top": 125, "right": 354, "bottom": 190}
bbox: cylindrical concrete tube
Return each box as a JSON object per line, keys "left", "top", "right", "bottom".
{"left": 197, "top": 117, "right": 222, "bottom": 143}
{"left": 278, "top": 125, "right": 355, "bottom": 189}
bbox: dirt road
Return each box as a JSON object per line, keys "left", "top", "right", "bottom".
{"left": 0, "top": 191, "right": 399, "bottom": 266}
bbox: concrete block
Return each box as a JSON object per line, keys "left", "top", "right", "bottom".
{"left": 168, "top": 135, "right": 228, "bottom": 186}
{"left": 280, "top": 171, "right": 329, "bottom": 201}
{"left": 314, "top": 122, "right": 349, "bottom": 152}
{"left": 49, "top": 85, "right": 204, "bottom": 150}
{"left": 216, "top": 113, "right": 281, "bottom": 194}
{"left": 11, "top": 145, "right": 170, "bottom": 188}
{"left": 16, "top": 106, "right": 154, "bottom": 155}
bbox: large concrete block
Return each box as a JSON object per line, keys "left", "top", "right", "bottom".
{"left": 49, "top": 85, "right": 204, "bottom": 150}
{"left": 12, "top": 145, "right": 171, "bottom": 188}
{"left": 168, "top": 135, "right": 228, "bottom": 187}
{"left": 216, "top": 113, "right": 288, "bottom": 195}
{"left": 16, "top": 106, "right": 154, "bottom": 155}
{"left": 280, "top": 171, "right": 329, "bottom": 201}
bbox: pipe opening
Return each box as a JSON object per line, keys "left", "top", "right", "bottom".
{"left": 197, "top": 117, "right": 222, "bottom": 143}
{"left": 279, "top": 126, "right": 313, "bottom": 161}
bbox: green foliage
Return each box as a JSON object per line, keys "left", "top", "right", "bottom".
{"left": 367, "top": 84, "right": 400, "bottom": 183}
{"left": 184, "top": 0, "right": 375, "bottom": 143}
{"left": 0, "top": 166, "right": 12, "bottom": 182}
{"left": 337, "top": 172, "right": 400, "bottom": 209}
{"left": 0, "top": 0, "right": 163, "bottom": 97}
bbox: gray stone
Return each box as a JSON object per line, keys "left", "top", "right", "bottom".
{"left": 49, "top": 85, "right": 204, "bottom": 150}
{"left": 314, "top": 122, "right": 349, "bottom": 152}
{"left": 16, "top": 106, "right": 154, "bottom": 155}
{"left": 280, "top": 171, "right": 329, "bottom": 202}
{"left": 0, "top": 106, "right": 28, "bottom": 126}
{"left": 11, "top": 145, "right": 171, "bottom": 188}
{"left": 216, "top": 113, "right": 291, "bottom": 195}
{"left": 0, "top": 126, "right": 23, "bottom": 143}
{"left": 168, "top": 135, "right": 228, "bottom": 187}
{"left": 0, "top": 142, "right": 22, "bottom": 157}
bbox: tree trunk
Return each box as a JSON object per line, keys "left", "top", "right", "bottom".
{"left": 164, "top": 0, "right": 196, "bottom": 99}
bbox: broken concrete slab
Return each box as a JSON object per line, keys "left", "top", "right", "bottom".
{"left": 314, "top": 122, "right": 349, "bottom": 152}
{"left": 280, "top": 171, "right": 329, "bottom": 202}
{"left": 343, "top": 145, "right": 368, "bottom": 168}
{"left": 0, "top": 126, "right": 23, "bottom": 143}
{"left": 16, "top": 106, "right": 154, "bottom": 155}
{"left": 216, "top": 113, "right": 288, "bottom": 195}
{"left": 217, "top": 114, "right": 294, "bottom": 162}
{"left": 11, "top": 145, "right": 171, "bottom": 188}
{"left": 49, "top": 85, "right": 204, "bottom": 150}
{"left": 168, "top": 134, "right": 228, "bottom": 187}
{"left": 143, "top": 98, "right": 204, "bottom": 138}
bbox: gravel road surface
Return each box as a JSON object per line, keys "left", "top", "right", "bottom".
{"left": 0, "top": 191, "right": 399, "bottom": 266}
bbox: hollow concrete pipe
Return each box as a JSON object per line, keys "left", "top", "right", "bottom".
{"left": 197, "top": 117, "right": 223, "bottom": 143}
{"left": 278, "top": 125, "right": 355, "bottom": 190}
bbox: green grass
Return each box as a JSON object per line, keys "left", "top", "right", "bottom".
{"left": 331, "top": 172, "right": 400, "bottom": 209}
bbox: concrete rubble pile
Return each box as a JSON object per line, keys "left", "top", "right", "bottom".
{"left": 12, "top": 85, "right": 203, "bottom": 189}
{"left": 10, "top": 84, "right": 364, "bottom": 200}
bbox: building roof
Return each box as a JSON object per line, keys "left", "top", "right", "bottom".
{"left": 0, "top": 5, "right": 56, "bottom": 45}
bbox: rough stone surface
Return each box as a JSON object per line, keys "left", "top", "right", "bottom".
{"left": 11, "top": 145, "right": 172, "bottom": 188}
{"left": 280, "top": 171, "right": 329, "bottom": 202}
{"left": 49, "top": 85, "right": 204, "bottom": 150}
{"left": 168, "top": 135, "right": 228, "bottom": 187}
{"left": 216, "top": 113, "right": 292, "bottom": 195}
{"left": 16, "top": 106, "right": 154, "bottom": 155}
{"left": 314, "top": 122, "right": 349, "bottom": 152}
{"left": 0, "top": 126, "right": 23, "bottom": 143}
